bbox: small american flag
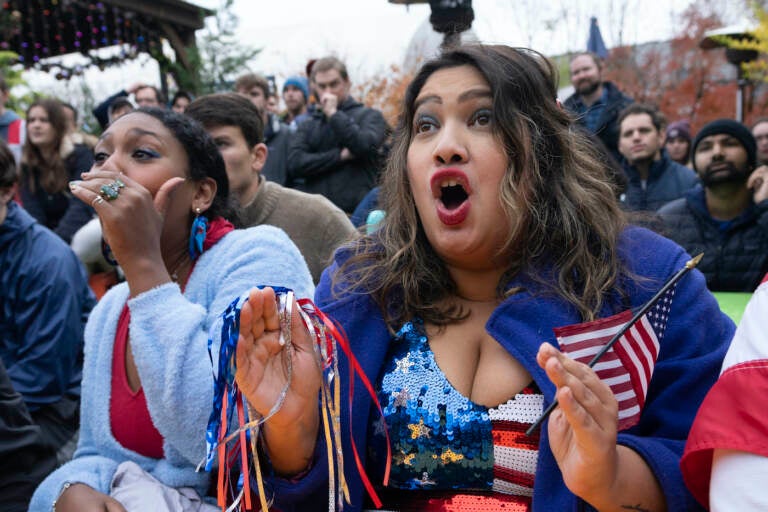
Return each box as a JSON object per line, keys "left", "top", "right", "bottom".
{"left": 554, "top": 287, "right": 675, "bottom": 430}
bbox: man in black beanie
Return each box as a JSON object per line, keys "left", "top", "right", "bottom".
{"left": 659, "top": 118, "right": 768, "bottom": 291}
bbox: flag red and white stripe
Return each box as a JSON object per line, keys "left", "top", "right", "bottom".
{"left": 554, "top": 287, "right": 674, "bottom": 430}
{"left": 682, "top": 280, "right": 768, "bottom": 509}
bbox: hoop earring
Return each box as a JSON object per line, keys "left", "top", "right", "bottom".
{"left": 189, "top": 207, "right": 208, "bottom": 261}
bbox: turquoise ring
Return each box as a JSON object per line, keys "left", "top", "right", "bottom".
{"left": 99, "top": 183, "right": 120, "bottom": 201}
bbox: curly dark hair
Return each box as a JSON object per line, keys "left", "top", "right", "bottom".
{"left": 335, "top": 45, "right": 627, "bottom": 328}
{"left": 130, "top": 107, "right": 239, "bottom": 225}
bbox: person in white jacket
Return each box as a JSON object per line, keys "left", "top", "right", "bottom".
{"left": 682, "top": 275, "right": 768, "bottom": 510}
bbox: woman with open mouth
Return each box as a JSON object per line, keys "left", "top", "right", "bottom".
{"left": 234, "top": 45, "right": 733, "bottom": 512}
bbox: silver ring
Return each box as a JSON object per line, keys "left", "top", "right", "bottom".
{"left": 92, "top": 195, "right": 105, "bottom": 206}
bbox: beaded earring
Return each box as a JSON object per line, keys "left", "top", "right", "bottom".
{"left": 189, "top": 207, "right": 208, "bottom": 261}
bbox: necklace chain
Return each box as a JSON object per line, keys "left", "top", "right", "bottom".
{"left": 168, "top": 258, "right": 188, "bottom": 284}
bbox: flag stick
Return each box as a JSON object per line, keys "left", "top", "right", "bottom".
{"left": 525, "top": 253, "right": 703, "bottom": 436}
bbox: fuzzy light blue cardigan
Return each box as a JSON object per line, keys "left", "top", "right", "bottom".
{"left": 30, "top": 225, "right": 314, "bottom": 511}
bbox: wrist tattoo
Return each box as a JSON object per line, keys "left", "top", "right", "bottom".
{"left": 621, "top": 505, "right": 650, "bottom": 512}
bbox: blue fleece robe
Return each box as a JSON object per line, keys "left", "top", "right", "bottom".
{"left": 260, "top": 226, "right": 733, "bottom": 512}
{"left": 29, "top": 225, "right": 314, "bottom": 511}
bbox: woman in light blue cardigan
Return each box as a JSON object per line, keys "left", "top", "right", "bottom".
{"left": 30, "top": 108, "right": 313, "bottom": 511}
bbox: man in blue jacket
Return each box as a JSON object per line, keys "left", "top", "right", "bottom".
{"left": 0, "top": 140, "right": 94, "bottom": 460}
{"left": 617, "top": 104, "right": 698, "bottom": 212}
{"left": 564, "top": 52, "right": 633, "bottom": 162}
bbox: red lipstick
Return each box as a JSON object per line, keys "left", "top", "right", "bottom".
{"left": 430, "top": 168, "right": 472, "bottom": 226}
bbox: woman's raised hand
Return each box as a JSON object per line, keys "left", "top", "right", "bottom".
{"left": 235, "top": 287, "right": 322, "bottom": 474}
{"left": 536, "top": 342, "right": 620, "bottom": 504}
{"left": 70, "top": 171, "right": 189, "bottom": 296}
{"left": 69, "top": 171, "right": 184, "bottom": 265}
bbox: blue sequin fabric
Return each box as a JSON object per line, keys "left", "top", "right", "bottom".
{"left": 370, "top": 319, "right": 495, "bottom": 491}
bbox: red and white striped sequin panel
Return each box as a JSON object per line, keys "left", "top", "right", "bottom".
{"left": 488, "top": 390, "right": 544, "bottom": 497}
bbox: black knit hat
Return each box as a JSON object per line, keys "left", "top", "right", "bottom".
{"left": 691, "top": 118, "right": 756, "bottom": 172}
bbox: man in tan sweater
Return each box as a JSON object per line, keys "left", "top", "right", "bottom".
{"left": 186, "top": 93, "right": 355, "bottom": 283}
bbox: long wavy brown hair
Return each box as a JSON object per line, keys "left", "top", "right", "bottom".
{"left": 21, "top": 98, "right": 69, "bottom": 194}
{"left": 335, "top": 45, "right": 627, "bottom": 329}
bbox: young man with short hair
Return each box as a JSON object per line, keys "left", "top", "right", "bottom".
{"left": 186, "top": 93, "right": 355, "bottom": 283}
{"left": 235, "top": 72, "right": 292, "bottom": 186}
{"left": 617, "top": 104, "right": 697, "bottom": 211}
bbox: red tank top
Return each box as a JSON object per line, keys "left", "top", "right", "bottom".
{"left": 110, "top": 304, "right": 165, "bottom": 458}
{"left": 109, "top": 217, "right": 235, "bottom": 458}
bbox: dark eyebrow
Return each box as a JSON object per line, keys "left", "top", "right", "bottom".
{"left": 457, "top": 88, "right": 492, "bottom": 103}
{"left": 97, "top": 127, "right": 164, "bottom": 146}
{"left": 414, "top": 88, "right": 492, "bottom": 112}
{"left": 127, "top": 128, "right": 165, "bottom": 145}
{"left": 315, "top": 78, "right": 340, "bottom": 87}
{"left": 413, "top": 94, "right": 441, "bottom": 111}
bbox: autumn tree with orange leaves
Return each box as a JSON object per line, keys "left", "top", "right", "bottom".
{"left": 352, "top": 64, "right": 415, "bottom": 129}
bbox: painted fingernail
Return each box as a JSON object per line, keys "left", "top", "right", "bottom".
{"left": 68, "top": 180, "right": 82, "bottom": 191}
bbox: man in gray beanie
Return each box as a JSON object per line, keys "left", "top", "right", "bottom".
{"left": 659, "top": 118, "right": 768, "bottom": 291}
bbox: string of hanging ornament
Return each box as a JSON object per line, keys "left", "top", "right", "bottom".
{"left": 202, "top": 287, "right": 392, "bottom": 512}
{"left": 0, "top": 0, "right": 161, "bottom": 79}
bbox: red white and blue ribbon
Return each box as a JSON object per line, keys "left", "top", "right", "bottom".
{"left": 202, "top": 287, "right": 390, "bottom": 511}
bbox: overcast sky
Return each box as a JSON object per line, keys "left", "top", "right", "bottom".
{"left": 23, "top": 0, "right": 749, "bottom": 125}
{"left": 198, "top": 0, "right": 702, "bottom": 77}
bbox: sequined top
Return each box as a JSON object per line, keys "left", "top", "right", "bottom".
{"left": 369, "top": 319, "right": 545, "bottom": 511}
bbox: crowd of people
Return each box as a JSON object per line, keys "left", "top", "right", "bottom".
{"left": 0, "top": 43, "right": 766, "bottom": 512}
